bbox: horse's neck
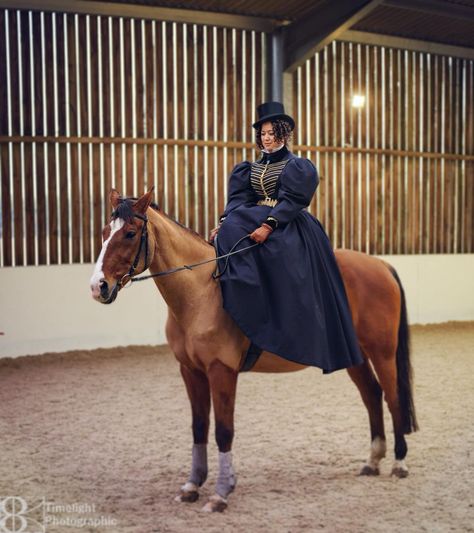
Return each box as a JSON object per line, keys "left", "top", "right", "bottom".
{"left": 147, "top": 210, "right": 218, "bottom": 321}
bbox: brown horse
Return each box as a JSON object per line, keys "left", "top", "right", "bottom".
{"left": 90, "top": 189, "right": 418, "bottom": 512}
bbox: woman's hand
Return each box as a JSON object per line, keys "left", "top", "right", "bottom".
{"left": 209, "top": 224, "right": 220, "bottom": 243}
{"left": 249, "top": 223, "right": 273, "bottom": 243}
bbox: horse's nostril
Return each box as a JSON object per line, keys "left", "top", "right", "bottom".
{"left": 100, "top": 279, "right": 109, "bottom": 295}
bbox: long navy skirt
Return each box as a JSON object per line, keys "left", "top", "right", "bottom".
{"left": 216, "top": 204, "right": 364, "bottom": 373}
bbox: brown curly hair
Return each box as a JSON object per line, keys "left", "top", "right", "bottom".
{"left": 255, "top": 119, "right": 293, "bottom": 150}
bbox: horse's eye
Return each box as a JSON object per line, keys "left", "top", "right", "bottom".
{"left": 125, "top": 231, "right": 136, "bottom": 239}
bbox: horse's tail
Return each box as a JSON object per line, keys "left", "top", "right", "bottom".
{"left": 389, "top": 266, "right": 419, "bottom": 434}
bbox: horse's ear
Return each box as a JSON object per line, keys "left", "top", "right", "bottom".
{"left": 134, "top": 188, "right": 154, "bottom": 214}
{"left": 110, "top": 189, "right": 121, "bottom": 209}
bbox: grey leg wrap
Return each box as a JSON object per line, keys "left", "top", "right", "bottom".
{"left": 216, "top": 451, "right": 236, "bottom": 499}
{"left": 189, "top": 443, "right": 208, "bottom": 487}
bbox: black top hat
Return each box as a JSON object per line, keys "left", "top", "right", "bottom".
{"left": 252, "top": 101, "right": 295, "bottom": 130}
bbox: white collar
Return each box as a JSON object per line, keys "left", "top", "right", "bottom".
{"left": 262, "top": 143, "right": 285, "bottom": 154}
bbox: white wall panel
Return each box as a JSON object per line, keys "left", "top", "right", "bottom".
{"left": 1, "top": 256, "right": 473, "bottom": 358}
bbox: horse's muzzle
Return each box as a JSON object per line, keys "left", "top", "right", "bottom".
{"left": 92, "top": 279, "right": 119, "bottom": 304}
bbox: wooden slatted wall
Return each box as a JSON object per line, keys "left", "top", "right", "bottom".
{"left": 0, "top": 9, "right": 472, "bottom": 267}
{"left": 0, "top": 9, "right": 266, "bottom": 266}
{"left": 293, "top": 42, "right": 474, "bottom": 255}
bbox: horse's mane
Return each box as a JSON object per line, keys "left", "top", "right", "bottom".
{"left": 112, "top": 196, "right": 211, "bottom": 247}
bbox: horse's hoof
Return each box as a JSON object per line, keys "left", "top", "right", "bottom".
{"left": 201, "top": 494, "right": 228, "bottom": 513}
{"left": 174, "top": 482, "right": 199, "bottom": 503}
{"left": 391, "top": 460, "right": 409, "bottom": 478}
{"left": 391, "top": 466, "right": 409, "bottom": 478}
{"left": 359, "top": 465, "right": 380, "bottom": 476}
{"left": 175, "top": 491, "right": 199, "bottom": 503}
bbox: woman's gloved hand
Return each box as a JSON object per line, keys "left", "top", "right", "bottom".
{"left": 249, "top": 223, "right": 273, "bottom": 243}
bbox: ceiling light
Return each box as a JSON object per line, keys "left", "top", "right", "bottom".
{"left": 352, "top": 94, "right": 366, "bottom": 108}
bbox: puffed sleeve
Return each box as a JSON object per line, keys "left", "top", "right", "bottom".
{"left": 266, "top": 158, "right": 319, "bottom": 227}
{"left": 221, "top": 161, "right": 255, "bottom": 219}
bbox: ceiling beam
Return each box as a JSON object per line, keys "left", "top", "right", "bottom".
{"left": 383, "top": 0, "right": 474, "bottom": 21}
{"left": 283, "top": 0, "right": 383, "bottom": 72}
{"left": 340, "top": 30, "right": 474, "bottom": 61}
{"left": 0, "top": 0, "right": 279, "bottom": 32}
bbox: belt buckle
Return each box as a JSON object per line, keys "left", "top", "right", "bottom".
{"left": 257, "top": 198, "right": 277, "bottom": 207}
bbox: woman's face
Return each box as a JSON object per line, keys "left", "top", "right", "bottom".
{"left": 260, "top": 121, "right": 281, "bottom": 152}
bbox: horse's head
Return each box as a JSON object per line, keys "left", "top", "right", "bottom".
{"left": 90, "top": 189, "right": 155, "bottom": 304}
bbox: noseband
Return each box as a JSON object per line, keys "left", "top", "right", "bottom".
{"left": 115, "top": 212, "right": 149, "bottom": 289}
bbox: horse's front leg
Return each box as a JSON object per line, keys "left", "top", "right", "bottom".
{"left": 201, "top": 359, "right": 238, "bottom": 513}
{"left": 175, "top": 364, "right": 211, "bottom": 503}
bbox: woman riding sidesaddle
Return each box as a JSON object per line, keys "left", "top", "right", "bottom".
{"left": 211, "top": 102, "right": 363, "bottom": 374}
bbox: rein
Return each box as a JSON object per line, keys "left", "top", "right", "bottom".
{"left": 116, "top": 213, "right": 259, "bottom": 288}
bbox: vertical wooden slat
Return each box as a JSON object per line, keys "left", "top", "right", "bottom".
{"left": 108, "top": 17, "right": 116, "bottom": 191}
{"left": 161, "top": 20, "right": 169, "bottom": 213}
{"left": 51, "top": 12, "right": 62, "bottom": 263}
{"left": 364, "top": 45, "right": 371, "bottom": 254}
{"left": 192, "top": 23, "right": 199, "bottom": 233}
{"left": 16, "top": 11, "right": 28, "bottom": 265}
{"left": 63, "top": 13, "right": 72, "bottom": 263}
{"left": 371, "top": 46, "right": 378, "bottom": 255}
{"left": 453, "top": 59, "right": 460, "bottom": 254}
{"left": 202, "top": 25, "right": 209, "bottom": 236}
{"left": 388, "top": 47, "right": 394, "bottom": 255}
{"left": 130, "top": 17, "right": 137, "bottom": 196}
{"left": 123, "top": 18, "right": 133, "bottom": 198}
{"left": 417, "top": 53, "right": 423, "bottom": 255}
{"left": 339, "top": 43, "right": 346, "bottom": 247}
{"left": 77, "top": 14, "right": 89, "bottom": 262}
{"left": 0, "top": 9, "right": 6, "bottom": 138}
{"left": 221, "top": 27, "right": 228, "bottom": 219}
{"left": 96, "top": 15, "right": 105, "bottom": 234}
{"left": 0, "top": 10, "right": 5, "bottom": 266}
{"left": 323, "top": 46, "right": 329, "bottom": 233}
{"left": 425, "top": 53, "right": 432, "bottom": 254}
{"left": 446, "top": 58, "right": 453, "bottom": 253}
{"left": 380, "top": 46, "right": 386, "bottom": 255}
{"left": 467, "top": 61, "right": 474, "bottom": 253}
{"left": 73, "top": 13, "right": 84, "bottom": 263}
{"left": 409, "top": 63, "right": 415, "bottom": 256}
{"left": 460, "top": 60, "right": 466, "bottom": 253}
{"left": 331, "top": 42, "right": 338, "bottom": 247}
{"left": 172, "top": 22, "right": 179, "bottom": 219}
{"left": 6, "top": 10, "right": 18, "bottom": 265}
{"left": 139, "top": 19, "right": 147, "bottom": 193}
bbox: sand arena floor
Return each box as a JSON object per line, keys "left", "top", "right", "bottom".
{"left": 0, "top": 322, "right": 473, "bottom": 533}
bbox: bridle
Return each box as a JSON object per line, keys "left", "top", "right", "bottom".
{"left": 112, "top": 210, "right": 259, "bottom": 289}
{"left": 115, "top": 212, "right": 150, "bottom": 289}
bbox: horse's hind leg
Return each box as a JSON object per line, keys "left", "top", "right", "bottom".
{"left": 347, "top": 359, "right": 387, "bottom": 476}
{"left": 175, "top": 364, "right": 211, "bottom": 503}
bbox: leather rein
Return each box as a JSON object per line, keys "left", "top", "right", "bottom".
{"left": 116, "top": 213, "right": 259, "bottom": 289}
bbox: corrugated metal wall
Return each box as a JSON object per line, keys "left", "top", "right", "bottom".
{"left": 0, "top": 8, "right": 472, "bottom": 267}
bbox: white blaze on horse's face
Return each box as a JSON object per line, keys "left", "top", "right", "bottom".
{"left": 90, "top": 218, "right": 124, "bottom": 300}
